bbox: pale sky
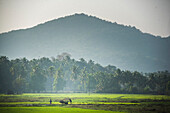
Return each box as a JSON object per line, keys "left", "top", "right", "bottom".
{"left": 0, "top": 0, "right": 170, "bottom": 37}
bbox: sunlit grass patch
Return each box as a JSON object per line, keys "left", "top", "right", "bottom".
{"left": 0, "top": 93, "right": 169, "bottom": 106}
{"left": 0, "top": 93, "right": 170, "bottom": 113}
{"left": 121, "top": 94, "right": 170, "bottom": 100}
{"left": 72, "top": 102, "right": 140, "bottom": 105}
{"left": 0, "top": 106, "right": 126, "bottom": 113}
{"left": 1, "top": 93, "right": 170, "bottom": 103}
{"left": 0, "top": 102, "right": 60, "bottom": 105}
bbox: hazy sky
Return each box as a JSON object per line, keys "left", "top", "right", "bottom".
{"left": 0, "top": 0, "right": 170, "bottom": 37}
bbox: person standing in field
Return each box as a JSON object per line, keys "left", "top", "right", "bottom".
{"left": 50, "top": 99, "right": 52, "bottom": 104}
{"left": 69, "top": 98, "right": 72, "bottom": 104}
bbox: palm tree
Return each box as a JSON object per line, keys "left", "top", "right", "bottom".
{"left": 48, "top": 66, "right": 55, "bottom": 92}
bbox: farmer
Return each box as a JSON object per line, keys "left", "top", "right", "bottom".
{"left": 50, "top": 99, "right": 52, "bottom": 104}
{"left": 69, "top": 98, "right": 72, "bottom": 104}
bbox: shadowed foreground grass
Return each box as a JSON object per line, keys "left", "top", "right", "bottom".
{"left": 0, "top": 106, "right": 125, "bottom": 113}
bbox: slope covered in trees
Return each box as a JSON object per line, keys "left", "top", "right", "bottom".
{"left": 0, "top": 13, "right": 170, "bottom": 72}
{"left": 0, "top": 54, "right": 170, "bottom": 95}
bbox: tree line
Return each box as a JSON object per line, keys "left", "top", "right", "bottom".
{"left": 0, "top": 53, "right": 170, "bottom": 95}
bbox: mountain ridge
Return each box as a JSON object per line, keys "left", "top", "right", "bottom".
{"left": 1, "top": 13, "right": 169, "bottom": 38}
{"left": 0, "top": 13, "right": 170, "bottom": 72}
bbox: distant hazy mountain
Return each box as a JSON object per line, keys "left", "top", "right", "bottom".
{"left": 0, "top": 13, "right": 170, "bottom": 72}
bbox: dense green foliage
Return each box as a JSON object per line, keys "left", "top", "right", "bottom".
{"left": 0, "top": 55, "right": 170, "bottom": 94}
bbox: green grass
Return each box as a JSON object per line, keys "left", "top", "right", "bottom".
{"left": 0, "top": 106, "right": 125, "bottom": 113}
{"left": 0, "top": 93, "right": 170, "bottom": 113}
{"left": 1, "top": 93, "right": 169, "bottom": 103}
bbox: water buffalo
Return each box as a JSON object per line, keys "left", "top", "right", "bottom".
{"left": 59, "top": 98, "right": 72, "bottom": 104}
{"left": 59, "top": 100, "right": 68, "bottom": 104}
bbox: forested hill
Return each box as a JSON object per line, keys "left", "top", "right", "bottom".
{"left": 0, "top": 13, "right": 170, "bottom": 72}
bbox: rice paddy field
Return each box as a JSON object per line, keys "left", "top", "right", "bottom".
{"left": 0, "top": 93, "right": 170, "bottom": 113}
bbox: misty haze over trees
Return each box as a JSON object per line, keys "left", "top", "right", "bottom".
{"left": 0, "top": 13, "right": 170, "bottom": 72}
{"left": 0, "top": 13, "right": 170, "bottom": 95}
{"left": 0, "top": 54, "right": 170, "bottom": 95}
